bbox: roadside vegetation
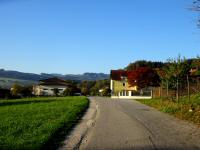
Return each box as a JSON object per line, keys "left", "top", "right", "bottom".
{"left": 79, "top": 79, "right": 111, "bottom": 96}
{"left": 125, "top": 56, "right": 200, "bottom": 125}
{"left": 139, "top": 93, "right": 200, "bottom": 126}
{"left": 0, "top": 96, "right": 89, "bottom": 150}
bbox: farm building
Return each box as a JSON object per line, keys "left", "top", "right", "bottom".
{"left": 33, "top": 77, "right": 71, "bottom": 96}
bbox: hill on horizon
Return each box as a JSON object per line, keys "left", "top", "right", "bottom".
{"left": 0, "top": 69, "right": 109, "bottom": 89}
{"left": 0, "top": 69, "right": 109, "bottom": 82}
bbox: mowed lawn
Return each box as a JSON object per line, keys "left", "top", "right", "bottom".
{"left": 0, "top": 96, "right": 89, "bottom": 150}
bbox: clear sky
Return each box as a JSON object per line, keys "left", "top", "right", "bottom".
{"left": 0, "top": 0, "right": 199, "bottom": 74}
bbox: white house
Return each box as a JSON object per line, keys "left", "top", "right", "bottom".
{"left": 33, "top": 77, "right": 70, "bottom": 96}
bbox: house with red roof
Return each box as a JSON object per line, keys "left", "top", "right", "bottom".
{"left": 110, "top": 70, "right": 152, "bottom": 99}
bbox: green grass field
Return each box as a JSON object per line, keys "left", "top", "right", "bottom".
{"left": 138, "top": 93, "right": 200, "bottom": 126}
{"left": 0, "top": 96, "right": 89, "bottom": 150}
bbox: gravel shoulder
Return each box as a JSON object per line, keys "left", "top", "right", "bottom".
{"left": 58, "top": 98, "right": 98, "bottom": 150}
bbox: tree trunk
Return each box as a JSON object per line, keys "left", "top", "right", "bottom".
{"left": 187, "top": 75, "right": 190, "bottom": 101}
{"left": 166, "top": 80, "right": 169, "bottom": 98}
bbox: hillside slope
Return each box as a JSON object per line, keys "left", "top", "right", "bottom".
{"left": 0, "top": 69, "right": 109, "bottom": 82}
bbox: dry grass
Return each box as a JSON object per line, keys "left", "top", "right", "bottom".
{"left": 139, "top": 93, "right": 200, "bottom": 126}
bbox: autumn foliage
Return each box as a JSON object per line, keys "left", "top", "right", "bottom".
{"left": 127, "top": 67, "right": 160, "bottom": 89}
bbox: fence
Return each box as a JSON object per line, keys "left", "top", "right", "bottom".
{"left": 152, "top": 76, "right": 200, "bottom": 99}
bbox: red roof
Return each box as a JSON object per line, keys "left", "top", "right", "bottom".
{"left": 110, "top": 70, "right": 128, "bottom": 80}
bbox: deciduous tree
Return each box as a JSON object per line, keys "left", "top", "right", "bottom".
{"left": 127, "top": 67, "right": 160, "bottom": 89}
{"left": 167, "top": 56, "right": 191, "bottom": 102}
{"left": 53, "top": 88, "right": 59, "bottom": 96}
{"left": 11, "top": 84, "right": 23, "bottom": 97}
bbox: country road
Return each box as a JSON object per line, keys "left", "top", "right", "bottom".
{"left": 78, "top": 97, "right": 200, "bottom": 150}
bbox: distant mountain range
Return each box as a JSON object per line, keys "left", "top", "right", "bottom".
{"left": 0, "top": 69, "right": 109, "bottom": 81}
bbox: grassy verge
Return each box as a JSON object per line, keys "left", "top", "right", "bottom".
{"left": 138, "top": 93, "right": 200, "bottom": 126}
{"left": 0, "top": 96, "right": 89, "bottom": 150}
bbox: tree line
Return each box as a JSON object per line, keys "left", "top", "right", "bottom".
{"left": 125, "top": 56, "right": 200, "bottom": 101}
{"left": 0, "top": 79, "right": 111, "bottom": 99}
{"left": 78, "top": 79, "right": 110, "bottom": 96}
{"left": 53, "top": 79, "right": 110, "bottom": 96}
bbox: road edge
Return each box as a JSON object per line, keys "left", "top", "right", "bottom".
{"left": 58, "top": 98, "right": 98, "bottom": 150}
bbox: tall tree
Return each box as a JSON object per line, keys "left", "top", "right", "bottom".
{"left": 127, "top": 67, "right": 160, "bottom": 89}
{"left": 11, "top": 84, "right": 23, "bottom": 97}
{"left": 167, "top": 56, "right": 191, "bottom": 102}
{"left": 156, "top": 67, "right": 171, "bottom": 99}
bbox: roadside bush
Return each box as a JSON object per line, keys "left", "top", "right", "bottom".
{"left": 10, "top": 84, "right": 33, "bottom": 98}
{"left": 63, "top": 87, "right": 73, "bottom": 96}
{"left": 53, "top": 88, "right": 59, "bottom": 97}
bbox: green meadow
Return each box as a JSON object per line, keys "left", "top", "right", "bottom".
{"left": 0, "top": 96, "right": 89, "bottom": 150}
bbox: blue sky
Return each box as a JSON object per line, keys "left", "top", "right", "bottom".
{"left": 0, "top": 0, "right": 199, "bottom": 74}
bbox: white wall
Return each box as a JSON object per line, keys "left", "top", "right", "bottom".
{"left": 33, "top": 85, "right": 67, "bottom": 96}
{"left": 110, "top": 79, "right": 113, "bottom": 90}
{"left": 111, "top": 90, "right": 152, "bottom": 99}
{"left": 111, "top": 95, "right": 152, "bottom": 99}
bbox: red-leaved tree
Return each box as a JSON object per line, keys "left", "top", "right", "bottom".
{"left": 127, "top": 67, "right": 160, "bottom": 89}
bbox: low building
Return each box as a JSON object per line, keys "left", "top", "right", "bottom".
{"left": 110, "top": 70, "right": 152, "bottom": 99}
{"left": 33, "top": 78, "right": 70, "bottom": 96}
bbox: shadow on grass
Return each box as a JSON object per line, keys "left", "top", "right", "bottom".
{"left": 0, "top": 99, "right": 60, "bottom": 107}
{"left": 41, "top": 99, "right": 90, "bottom": 150}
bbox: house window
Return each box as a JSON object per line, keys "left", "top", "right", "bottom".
{"left": 123, "top": 83, "right": 125, "bottom": 86}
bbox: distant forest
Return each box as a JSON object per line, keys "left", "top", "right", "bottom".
{"left": 125, "top": 60, "right": 164, "bottom": 71}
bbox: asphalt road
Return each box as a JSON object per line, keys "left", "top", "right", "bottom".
{"left": 79, "top": 97, "right": 200, "bottom": 150}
